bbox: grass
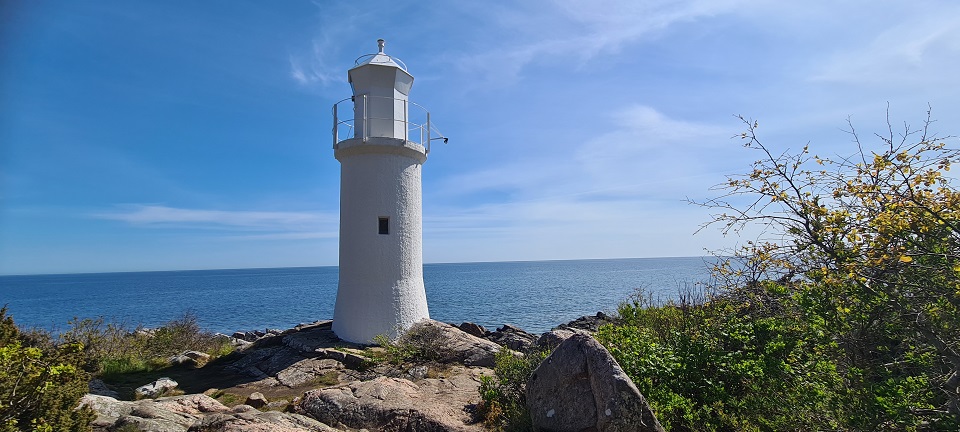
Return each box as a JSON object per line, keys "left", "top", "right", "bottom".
{"left": 311, "top": 371, "right": 340, "bottom": 387}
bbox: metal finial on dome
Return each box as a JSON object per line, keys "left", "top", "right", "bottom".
{"left": 377, "top": 39, "right": 385, "bottom": 54}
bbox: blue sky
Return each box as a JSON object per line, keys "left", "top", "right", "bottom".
{"left": 2, "top": 0, "right": 959, "bottom": 275}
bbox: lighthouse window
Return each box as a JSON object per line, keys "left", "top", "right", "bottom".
{"left": 378, "top": 217, "right": 390, "bottom": 235}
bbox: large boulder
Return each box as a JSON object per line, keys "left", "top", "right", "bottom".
{"left": 296, "top": 368, "right": 486, "bottom": 432}
{"left": 526, "top": 334, "right": 664, "bottom": 432}
{"left": 405, "top": 319, "right": 506, "bottom": 367}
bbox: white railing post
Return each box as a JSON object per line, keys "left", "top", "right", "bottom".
{"left": 332, "top": 102, "right": 338, "bottom": 148}
{"left": 362, "top": 94, "right": 368, "bottom": 141}
{"left": 426, "top": 111, "right": 431, "bottom": 153}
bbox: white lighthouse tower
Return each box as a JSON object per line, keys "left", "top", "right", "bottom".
{"left": 331, "top": 40, "right": 435, "bottom": 344}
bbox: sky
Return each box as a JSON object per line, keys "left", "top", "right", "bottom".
{"left": 2, "top": 0, "right": 959, "bottom": 275}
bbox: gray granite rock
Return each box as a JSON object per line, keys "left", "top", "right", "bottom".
{"left": 406, "top": 319, "right": 506, "bottom": 367}
{"left": 135, "top": 377, "right": 179, "bottom": 399}
{"left": 296, "top": 368, "right": 487, "bottom": 432}
{"left": 526, "top": 333, "right": 664, "bottom": 432}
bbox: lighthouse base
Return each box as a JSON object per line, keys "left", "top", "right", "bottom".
{"left": 332, "top": 278, "right": 429, "bottom": 344}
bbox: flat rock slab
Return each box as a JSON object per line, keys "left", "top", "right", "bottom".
{"left": 283, "top": 323, "right": 353, "bottom": 353}
{"left": 81, "top": 393, "right": 342, "bottom": 432}
{"left": 296, "top": 367, "right": 488, "bottom": 432}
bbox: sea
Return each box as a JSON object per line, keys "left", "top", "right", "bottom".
{"left": 0, "top": 257, "right": 717, "bottom": 335}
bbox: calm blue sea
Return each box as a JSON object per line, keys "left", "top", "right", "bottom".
{"left": 0, "top": 257, "right": 716, "bottom": 335}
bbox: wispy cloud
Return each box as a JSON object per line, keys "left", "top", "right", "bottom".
{"left": 424, "top": 105, "right": 738, "bottom": 260}
{"left": 810, "top": 10, "right": 960, "bottom": 86}
{"left": 95, "top": 205, "right": 337, "bottom": 234}
{"left": 454, "top": 0, "right": 752, "bottom": 85}
{"left": 289, "top": 35, "right": 341, "bottom": 86}
{"left": 437, "top": 105, "right": 734, "bottom": 200}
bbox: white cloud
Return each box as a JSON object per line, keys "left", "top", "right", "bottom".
{"left": 809, "top": 5, "right": 960, "bottom": 86}
{"left": 289, "top": 35, "right": 341, "bottom": 86}
{"left": 424, "top": 105, "right": 740, "bottom": 261}
{"left": 454, "top": 0, "right": 754, "bottom": 85}
{"left": 95, "top": 205, "right": 337, "bottom": 234}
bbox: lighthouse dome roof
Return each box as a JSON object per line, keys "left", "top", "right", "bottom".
{"left": 352, "top": 39, "right": 408, "bottom": 72}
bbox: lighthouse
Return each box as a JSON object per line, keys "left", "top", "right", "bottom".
{"left": 331, "top": 40, "right": 435, "bottom": 344}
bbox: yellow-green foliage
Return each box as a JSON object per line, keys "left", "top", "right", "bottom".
{"left": 0, "top": 307, "right": 95, "bottom": 432}
{"left": 677, "top": 110, "right": 960, "bottom": 431}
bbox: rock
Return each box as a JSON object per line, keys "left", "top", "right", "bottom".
{"left": 283, "top": 322, "right": 348, "bottom": 353}
{"left": 535, "top": 328, "right": 591, "bottom": 350}
{"left": 526, "top": 333, "right": 664, "bottom": 432}
{"left": 406, "top": 365, "right": 428, "bottom": 380}
{"left": 136, "top": 377, "right": 179, "bottom": 399}
{"left": 406, "top": 319, "right": 505, "bottom": 367}
{"left": 555, "top": 311, "right": 618, "bottom": 333}
{"left": 315, "top": 348, "right": 369, "bottom": 370}
{"left": 255, "top": 347, "right": 309, "bottom": 376}
{"left": 80, "top": 394, "right": 134, "bottom": 429}
{"left": 169, "top": 350, "right": 212, "bottom": 367}
{"left": 297, "top": 368, "right": 487, "bottom": 431}
{"left": 456, "top": 322, "right": 489, "bottom": 338}
{"left": 81, "top": 393, "right": 342, "bottom": 432}
{"left": 192, "top": 410, "right": 342, "bottom": 431}
{"left": 89, "top": 378, "right": 120, "bottom": 399}
{"left": 276, "top": 358, "right": 342, "bottom": 388}
{"left": 244, "top": 392, "right": 268, "bottom": 409}
{"left": 487, "top": 324, "right": 538, "bottom": 352}
{"left": 153, "top": 393, "right": 231, "bottom": 415}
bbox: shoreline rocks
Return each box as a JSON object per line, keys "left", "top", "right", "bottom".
{"left": 84, "top": 312, "right": 657, "bottom": 432}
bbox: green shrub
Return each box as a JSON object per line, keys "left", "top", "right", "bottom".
{"left": 59, "top": 312, "right": 234, "bottom": 379}
{"left": 597, "top": 286, "right": 843, "bottom": 431}
{"left": 477, "top": 347, "right": 548, "bottom": 431}
{"left": 0, "top": 307, "right": 95, "bottom": 432}
{"left": 373, "top": 324, "right": 451, "bottom": 365}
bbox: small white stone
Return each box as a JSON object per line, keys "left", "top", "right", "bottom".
{"left": 546, "top": 409, "right": 555, "bottom": 418}
{"left": 605, "top": 408, "right": 612, "bottom": 416}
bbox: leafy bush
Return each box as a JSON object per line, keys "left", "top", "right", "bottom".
{"left": 597, "top": 287, "right": 843, "bottom": 431}
{"left": 686, "top": 110, "right": 960, "bottom": 430}
{"left": 0, "top": 307, "right": 95, "bottom": 432}
{"left": 477, "top": 347, "right": 548, "bottom": 431}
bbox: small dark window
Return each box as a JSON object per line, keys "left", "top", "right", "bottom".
{"left": 378, "top": 217, "right": 389, "bottom": 235}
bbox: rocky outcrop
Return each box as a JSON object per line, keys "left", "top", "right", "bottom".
{"left": 407, "top": 320, "right": 505, "bottom": 367}
{"left": 486, "top": 324, "right": 538, "bottom": 352}
{"left": 80, "top": 393, "right": 341, "bottom": 432}
{"left": 296, "top": 367, "right": 486, "bottom": 432}
{"left": 456, "top": 322, "right": 490, "bottom": 338}
{"left": 89, "top": 378, "right": 120, "bottom": 399}
{"left": 169, "top": 350, "right": 211, "bottom": 368}
{"left": 526, "top": 333, "right": 664, "bottom": 432}
{"left": 135, "top": 377, "right": 179, "bottom": 399}
{"left": 554, "top": 311, "right": 618, "bottom": 333}
{"left": 535, "top": 328, "right": 591, "bottom": 350}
